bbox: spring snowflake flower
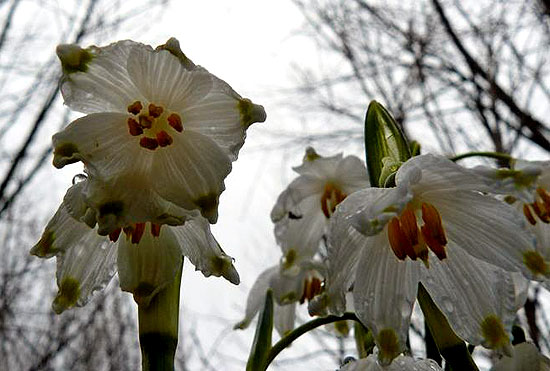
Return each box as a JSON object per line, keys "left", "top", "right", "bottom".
{"left": 271, "top": 147, "right": 368, "bottom": 270}
{"left": 31, "top": 180, "right": 239, "bottom": 313}
{"left": 319, "top": 154, "right": 537, "bottom": 364}
{"left": 234, "top": 260, "right": 324, "bottom": 336}
{"left": 52, "top": 38, "right": 265, "bottom": 234}
{"left": 474, "top": 160, "right": 550, "bottom": 282}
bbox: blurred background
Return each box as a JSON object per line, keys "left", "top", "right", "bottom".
{"left": 0, "top": 0, "right": 549, "bottom": 369}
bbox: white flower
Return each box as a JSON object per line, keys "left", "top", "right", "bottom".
{"left": 271, "top": 147, "right": 368, "bottom": 268}
{"left": 234, "top": 260, "right": 324, "bottom": 337}
{"left": 31, "top": 181, "right": 239, "bottom": 313}
{"left": 323, "top": 154, "right": 537, "bottom": 364}
{"left": 339, "top": 354, "right": 442, "bottom": 371}
{"left": 492, "top": 342, "right": 550, "bottom": 371}
{"left": 52, "top": 38, "right": 265, "bottom": 233}
{"left": 474, "top": 160, "right": 550, "bottom": 281}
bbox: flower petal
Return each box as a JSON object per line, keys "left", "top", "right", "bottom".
{"left": 117, "top": 223, "right": 182, "bottom": 306}
{"left": 353, "top": 234, "right": 420, "bottom": 363}
{"left": 270, "top": 177, "right": 324, "bottom": 223}
{"left": 340, "top": 354, "right": 442, "bottom": 371}
{"left": 274, "top": 303, "right": 297, "bottom": 337}
{"left": 151, "top": 130, "right": 231, "bottom": 223}
{"left": 52, "top": 112, "right": 146, "bottom": 173}
{"left": 234, "top": 266, "right": 278, "bottom": 330}
{"left": 421, "top": 248, "right": 516, "bottom": 348}
{"left": 334, "top": 155, "right": 370, "bottom": 193}
{"left": 52, "top": 226, "right": 116, "bottom": 313}
{"left": 170, "top": 216, "right": 239, "bottom": 284}
{"left": 423, "top": 189, "right": 535, "bottom": 275}
{"left": 59, "top": 40, "right": 142, "bottom": 114}
{"left": 127, "top": 46, "right": 213, "bottom": 110}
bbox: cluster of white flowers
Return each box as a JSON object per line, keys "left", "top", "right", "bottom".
{"left": 32, "top": 38, "right": 265, "bottom": 313}
{"left": 241, "top": 148, "right": 550, "bottom": 367}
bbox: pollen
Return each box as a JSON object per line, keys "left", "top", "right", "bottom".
{"left": 156, "top": 130, "right": 173, "bottom": 147}
{"left": 148, "top": 103, "right": 164, "bottom": 118}
{"left": 138, "top": 114, "right": 154, "bottom": 129}
{"left": 127, "top": 118, "right": 143, "bottom": 136}
{"left": 320, "top": 183, "right": 347, "bottom": 218}
{"left": 167, "top": 113, "right": 183, "bottom": 132}
{"left": 139, "top": 137, "right": 159, "bottom": 150}
{"left": 127, "top": 101, "right": 143, "bottom": 115}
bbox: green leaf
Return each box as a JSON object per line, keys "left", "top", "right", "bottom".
{"left": 364, "top": 101, "right": 411, "bottom": 187}
{"left": 246, "top": 289, "right": 274, "bottom": 371}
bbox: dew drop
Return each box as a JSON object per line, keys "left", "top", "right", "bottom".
{"left": 72, "top": 173, "right": 87, "bottom": 184}
{"left": 441, "top": 298, "right": 454, "bottom": 313}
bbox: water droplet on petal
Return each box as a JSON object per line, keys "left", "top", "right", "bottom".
{"left": 441, "top": 298, "right": 454, "bottom": 313}
{"left": 72, "top": 173, "right": 87, "bottom": 184}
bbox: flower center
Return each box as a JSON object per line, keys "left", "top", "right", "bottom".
{"left": 320, "top": 183, "right": 347, "bottom": 218}
{"left": 523, "top": 187, "right": 550, "bottom": 225}
{"left": 299, "top": 275, "right": 323, "bottom": 304}
{"left": 387, "top": 202, "right": 447, "bottom": 266}
{"left": 126, "top": 101, "right": 183, "bottom": 151}
{"left": 108, "top": 222, "right": 162, "bottom": 244}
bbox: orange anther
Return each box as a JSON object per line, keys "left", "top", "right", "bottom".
{"left": 131, "top": 223, "right": 146, "bottom": 244}
{"left": 537, "top": 187, "right": 550, "bottom": 211}
{"left": 109, "top": 228, "right": 121, "bottom": 242}
{"left": 421, "top": 225, "right": 447, "bottom": 260}
{"left": 139, "top": 114, "right": 154, "bottom": 129}
{"left": 139, "top": 137, "right": 159, "bottom": 150}
{"left": 532, "top": 201, "right": 550, "bottom": 223}
{"left": 148, "top": 103, "right": 164, "bottom": 118}
{"left": 167, "top": 113, "right": 183, "bottom": 132}
{"left": 151, "top": 223, "right": 162, "bottom": 237}
{"left": 127, "top": 118, "right": 143, "bottom": 136}
{"left": 320, "top": 183, "right": 347, "bottom": 218}
{"left": 523, "top": 204, "right": 537, "bottom": 225}
{"left": 421, "top": 203, "right": 447, "bottom": 246}
{"left": 387, "top": 217, "right": 410, "bottom": 260}
{"left": 156, "top": 130, "right": 173, "bottom": 147}
{"left": 127, "top": 101, "right": 143, "bottom": 115}
{"left": 400, "top": 207, "right": 419, "bottom": 246}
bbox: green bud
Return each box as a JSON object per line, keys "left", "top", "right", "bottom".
{"left": 56, "top": 44, "right": 93, "bottom": 74}
{"left": 246, "top": 290, "right": 274, "bottom": 371}
{"left": 364, "top": 101, "right": 411, "bottom": 187}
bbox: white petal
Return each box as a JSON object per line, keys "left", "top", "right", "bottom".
{"left": 31, "top": 196, "right": 98, "bottom": 258}
{"left": 234, "top": 266, "right": 278, "bottom": 330}
{"left": 397, "top": 154, "right": 487, "bottom": 193}
{"left": 340, "top": 354, "right": 442, "bottom": 371}
{"left": 421, "top": 248, "right": 516, "bottom": 347}
{"left": 117, "top": 223, "right": 182, "bottom": 306}
{"left": 170, "top": 216, "right": 239, "bottom": 284}
{"left": 60, "top": 40, "right": 142, "bottom": 114}
{"left": 293, "top": 152, "right": 343, "bottom": 177}
{"left": 127, "top": 46, "right": 213, "bottom": 110}
{"left": 492, "top": 342, "right": 550, "bottom": 371}
{"left": 353, "top": 235, "right": 420, "bottom": 362}
{"left": 53, "top": 226, "right": 116, "bottom": 313}
{"left": 274, "top": 303, "right": 297, "bottom": 337}
{"left": 423, "top": 190, "right": 535, "bottom": 275}
{"left": 334, "top": 155, "right": 369, "bottom": 193}
{"left": 270, "top": 268, "right": 305, "bottom": 305}
{"left": 52, "top": 112, "right": 146, "bottom": 174}
{"left": 270, "top": 176, "right": 324, "bottom": 222}
{"left": 151, "top": 130, "right": 232, "bottom": 223}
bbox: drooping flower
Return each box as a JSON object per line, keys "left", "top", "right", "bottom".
{"left": 339, "top": 354, "right": 442, "bottom": 371}
{"left": 271, "top": 147, "right": 368, "bottom": 270}
{"left": 320, "top": 154, "right": 537, "bottom": 364}
{"left": 473, "top": 160, "right": 550, "bottom": 282}
{"left": 31, "top": 180, "right": 239, "bottom": 313}
{"left": 52, "top": 38, "right": 266, "bottom": 234}
{"left": 234, "top": 260, "right": 324, "bottom": 336}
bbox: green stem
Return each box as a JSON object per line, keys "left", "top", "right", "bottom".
{"left": 265, "top": 312, "right": 360, "bottom": 369}
{"left": 450, "top": 151, "right": 513, "bottom": 163}
{"left": 138, "top": 261, "right": 183, "bottom": 371}
{"left": 417, "top": 284, "right": 478, "bottom": 371}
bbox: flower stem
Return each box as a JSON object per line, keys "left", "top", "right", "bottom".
{"left": 264, "top": 312, "right": 360, "bottom": 369}
{"left": 450, "top": 151, "right": 513, "bottom": 164}
{"left": 138, "top": 261, "right": 183, "bottom": 371}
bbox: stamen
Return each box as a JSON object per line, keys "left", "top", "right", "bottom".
{"left": 167, "top": 113, "right": 183, "bottom": 132}
{"left": 148, "top": 103, "right": 164, "bottom": 118}
{"left": 400, "top": 208, "right": 419, "bottom": 246}
{"left": 531, "top": 201, "right": 550, "bottom": 223}
{"left": 108, "top": 228, "right": 121, "bottom": 242}
{"left": 127, "top": 118, "right": 143, "bottom": 136}
{"left": 131, "top": 223, "right": 146, "bottom": 244}
{"left": 387, "top": 218, "right": 409, "bottom": 260}
{"left": 523, "top": 204, "right": 537, "bottom": 225}
{"left": 139, "top": 137, "right": 159, "bottom": 150}
{"left": 127, "top": 101, "right": 143, "bottom": 115}
{"left": 421, "top": 225, "right": 447, "bottom": 260}
{"left": 537, "top": 187, "right": 550, "bottom": 211}
{"left": 421, "top": 203, "right": 448, "bottom": 260}
{"left": 300, "top": 276, "right": 323, "bottom": 304}
{"left": 139, "top": 114, "right": 154, "bottom": 129}
{"left": 151, "top": 223, "right": 162, "bottom": 237}
{"left": 156, "top": 130, "right": 173, "bottom": 147}
{"left": 320, "top": 183, "right": 346, "bottom": 218}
